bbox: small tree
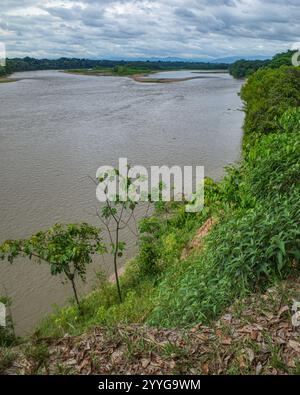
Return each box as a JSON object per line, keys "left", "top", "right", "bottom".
{"left": 95, "top": 166, "right": 181, "bottom": 302}
{"left": 0, "top": 223, "right": 105, "bottom": 309}
{"left": 96, "top": 167, "right": 153, "bottom": 302}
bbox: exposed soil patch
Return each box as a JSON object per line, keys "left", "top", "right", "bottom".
{"left": 181, "top": 217, "right": 217, "bottom": 260}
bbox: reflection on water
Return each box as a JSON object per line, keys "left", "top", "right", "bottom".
{"left": 0, "top": 70, "right": 243, "bottom": 334}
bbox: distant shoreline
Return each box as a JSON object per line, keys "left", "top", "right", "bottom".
{"left": 64, "top": 68, "right": 228, "bottom": 83}
{"left": 0, "top": 76, "right": 19, "bottom": 84}
{"left": 0, "top": 69, "right": 228, "bottom": 85}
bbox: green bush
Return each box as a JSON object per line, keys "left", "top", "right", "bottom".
{"left": 36, "top": 208, "right": 206, "bottom": 337}
{"left": 241, "top": 67, "right": 300, "bottom": 139}
{"left": 148, "top": 188, "right": 300, "bottom": 327}
{"left": 229, "top": 50, "right": 296, "bottom": 79}
{"left": 30, "top": 59, "right": 300, "bottom": 338}
{"left": 37, "top": 126, "right": 300, "bottom": 335}
{"left": 244, "top": 132, "right": 300, "bottom": 200}
{"left": 229, "top": 59, "right": 268, "bottom": 79}
{"left": 279, "top": 107, "right": 300, "bottom": 134}
{"left": 148, "top": 129, "right": 300, "bottom": 328}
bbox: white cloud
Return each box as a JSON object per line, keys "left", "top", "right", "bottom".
{"left": 0, "top": 0, "right": 298, "bottom": 59}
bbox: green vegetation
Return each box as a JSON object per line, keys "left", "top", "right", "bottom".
{"left": 0, "top": 66, "right": 7, "bottom": 77}
{"left": 23, "top": 343, "right": 50, "bottom": 374}
{"left": 35, "top": 202, "right": 204, "bottom": 337}
{"left": 229, "top": 59, "right": 268, "bottom": 79}
{"left": 0, "top": 224, "right": 105, "bottom": 308}
{"left": 241, "top": 67, "right": 300, "bottom": 147}
{"left": 111, "top": 65, "right": 154, "bottom": 76}
{"left": 0, "top": 54, "right": 299, "bottom": 375}
{"left": 31, "top": 62, "right": 299, "bottom": 338}
{"left": 4, "top": 277, "right": 300, "bottom": 375}
{"left": 149, "top": 136, "right": 299, "bottom": 326}
{"left": 67, "top": 65, "right": 154, "bottom": 77}
{"left": 0, "top": 57, "right": 228, "bottom": 79}
{"left": 0, "top": 348, "right": 16, "bottom": 374}
{"left": 229, "top": 50, "right": 297, "bottom": 78}
{"left": 148, "top": 66, "right": 300, "bottom": 327}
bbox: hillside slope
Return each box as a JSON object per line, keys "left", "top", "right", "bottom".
{"left": 2, "top": 278, "right": 300, "bottom": 375}
{"left": 1, "top": 60, "right": 300, "bottom": 376}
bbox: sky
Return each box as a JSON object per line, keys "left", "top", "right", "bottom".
{"left": 0, "top": 0, "right": 299, "bottom": 60}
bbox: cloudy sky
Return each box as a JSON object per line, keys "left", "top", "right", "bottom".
{"left": 0, "top": 0, "right": 299, "bottom": 60}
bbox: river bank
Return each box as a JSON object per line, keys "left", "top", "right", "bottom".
{"left": 0, "top": 77, "right": 18, "bottom": 83}
{"left": 64, "top": 68, "right": 228, "bottom": 83}
{"left": 3, "top": 278, "right": 300, "bottom": 375}
{"left": 0, "top": 59, "right": 299, "bottom": 376}
{"left": 0, "top": 70, "right": 243, "bottom": 335}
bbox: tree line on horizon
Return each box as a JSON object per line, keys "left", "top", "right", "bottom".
{"left": 1, "top": 50, "right": 297, "bottom": 79}
{"left": 229, "top": 50, "right": 297, "bottom": 78}
{"left": 0, "top": 57, "right": 229, "bottom": 77}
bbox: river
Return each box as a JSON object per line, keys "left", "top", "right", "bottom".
{"left": 0, "top": 70, "right": 243, "bottom": 334}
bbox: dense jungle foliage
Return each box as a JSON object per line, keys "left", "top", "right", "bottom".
{"left": 229, "top": 50, "right": 297, "bottom": 78}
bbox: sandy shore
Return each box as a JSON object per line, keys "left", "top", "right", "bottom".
{"left": 0, "top": 77, "right": 19, "bottom": 83}
{"left": 131, "top": 74, "right": 218, "bottom": 83}
{"left": 64, "top": 69, "right": 226, "bottom": 84}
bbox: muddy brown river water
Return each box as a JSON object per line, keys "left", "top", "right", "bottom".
{"left": 0, "top": 70, "right": 243, "bottom": 334}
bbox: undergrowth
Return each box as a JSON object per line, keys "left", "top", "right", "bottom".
{"left": 32, "top": 66, "right": 300, "bottom": 338}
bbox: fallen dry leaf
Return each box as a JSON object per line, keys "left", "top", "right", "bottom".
{"left": 201, "top": 362, "right": 209, "bottom": 374}
{"left": 288, "top": 340, "right": 300, "bottom": 353}
{"left": 256, "top": 362, "right": 263, "bottom": 375}
{"left": 238, "top": 355, "right": 246, "bottom": 369}
{"left": 4, "top": 278, "right": 300, "bottom": 376}
{"left": 141, "top": 358, "right": 150, "bottom": 369}
{"left": 245, "top": 348, "right": 255, "bottom": 364}
{"left": 278, "top": 306, "right": 289, "bottom": 317}
{"left": 221, "top": 336, "right": 232, "bottom": 346}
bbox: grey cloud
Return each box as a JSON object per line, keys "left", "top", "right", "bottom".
{"left": 0, "top": 0, "right": 299, "bottom": 59}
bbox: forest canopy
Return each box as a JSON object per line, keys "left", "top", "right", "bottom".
{"left": 0, "top": 57, "right": 229, "bottom": 77}
{"left": 229, "top": 50, "right": 297, "bottom": 78}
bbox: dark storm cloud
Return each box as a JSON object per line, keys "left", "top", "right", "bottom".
{"left": 0, "top": 0, "right": 299, "bottom": 59}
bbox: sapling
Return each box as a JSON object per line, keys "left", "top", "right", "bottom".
{"left": 0, "top": 223, "right": 105, "bottom": 309}
{"left": 95, "top": 167, "right": 153, "bottom": 302}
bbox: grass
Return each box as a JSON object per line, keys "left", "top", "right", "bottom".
{"left": 6, "top": 277, "right": 300, "bottom": 375}
{"left": 23, "top": 343, "right": 50, "bottom": 374}
{"left": 0, "top": 348, "right": 16, "bottom": 374}
{"left": 36, "top": 205, "right": 207, "bottom": 337}
{"left": 145, "top": 126, "right": 299, "bottom": 328}
{"left": 34, "top": 110, "right": 300, "bottom": 338}
{"left": 66, "top": 66, "right": 156, "bottom": 77}
{"left": 1, "top": 62, "right": 299, "bottom": 377}
{"left": 36, "top": 127, "right": 299, "bottom": 337}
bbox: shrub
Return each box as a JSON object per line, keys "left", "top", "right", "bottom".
{"left": 241, "top": 67, "right": 300, "bottom": 139}
{"left": 148, "top": 188, "right": 300, "bottom": 327}
{"left": 24, "top": 60, "right": 300, "bottom": 338}
{"left": 148, "top": 128, "right": 300, "bottom": 328}
{"left": 279, "top": 107, "right": 300, "bottom": 134}
{"left": 244, "top": 132, "right": 300, "bottom": 200}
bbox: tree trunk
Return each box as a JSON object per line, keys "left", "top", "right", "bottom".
{"left": 70, "top": 277, "right": 80, "bottom": 309}
{"left": 114, "top": 225, "right": 122, "bottom": 303}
